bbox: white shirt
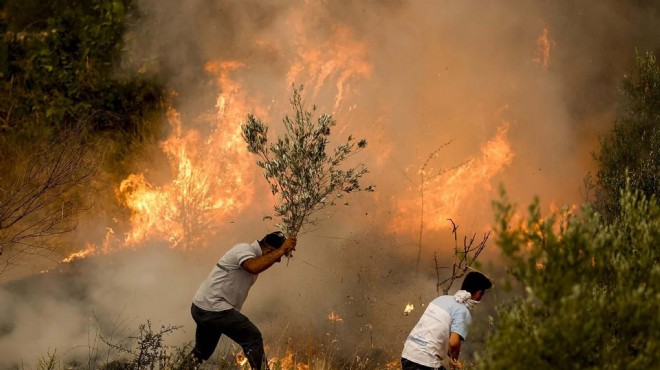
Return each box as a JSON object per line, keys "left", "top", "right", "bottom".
{"left": 402, "top": 295, "right": 472, "bottom": 368}
{"left": 192, "top": 240, "right": 261, "bottom": 312}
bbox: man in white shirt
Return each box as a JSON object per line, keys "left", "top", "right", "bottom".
{"left": 401, "top": 271, "right": 493, "bottom": 370}
{"left": 188, "top": 231, "right": 296, "bottom": 369}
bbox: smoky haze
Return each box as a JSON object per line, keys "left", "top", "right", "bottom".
{"left": 2, "top": 0, "right": 660, "bottom": 367}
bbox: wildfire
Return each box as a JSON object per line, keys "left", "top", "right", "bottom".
{"left": 60, "top": 227, "right": 117, "bottom": 263}
{"left": 533, "top": 27, "right": 553, "bottom": 70}
{"left": 58, "top": 17, "right": 374, "bottom": 263}
{"left": 403, "top": 303, "right": 415, "bottom": 316}
{"left": 236, "top": 353, "right": 248, "bottom": 367}
{"left": 286, "top": 16, "right": 372, "bottom": 112}
{"left": 328, "top": 310, "right": 344, "bottom": 323}
{"left": 61, "top": 244, "right": 96, "bottom": 263}
{"left": 518, "top": 201, "right": 578, "bottom": 233}
{"left": 116, "top": 61, "right": 257, "bottom": 249}
{"left": 390, "top": 122, "right": 514, "bottom": 233}
{"left": 269, "top": 351, "right": 310, "bottom": 370}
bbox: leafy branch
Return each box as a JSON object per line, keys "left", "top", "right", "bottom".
{"left": 99, "top": 320, "right": 184, "bottom": 369}
{"left": 241, "top": 86, "right": 374, "bottom": 237}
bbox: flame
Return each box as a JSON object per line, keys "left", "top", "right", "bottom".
{"left": 61, "top": 244, "right": 96, "bottom": 263}
{"left": 390, "top": 123, "right": 514, "bottom": 233}
{"left": 518, "top": 202, "right": 578, "bottom": 234}
{"left": 533, "top": 27, "right": 553, "bottom": 70}
{"left": 60, "top": 227, "right": 117, "bottom": 263}
{"left": 505, "top": 201, "right": 579, "bottom": 259}
{"left": 268, "top": 351, "right": 310, "bottom": 370}
{"left": 61, "top": 20, "right": 374, "bottom": 261}
{"left": 267, "top": 348, "right": 399, "bottom": 369}
{"left": 236, "top": 353, "right": 248, "bottom": 367}
{"left": 328, "top": 310, "right": 344, "bottom": 323}
{"left": 386, "top": 360, "right": 403, "bottom": 369}
{"left": 115, "top": 61, "right": 257, "bottom": 249}
{"left": 403, "top": 303, "right": 415, "bottom": 315}
{"left": 286, "top": 19, "right": 372, "bottom": 112}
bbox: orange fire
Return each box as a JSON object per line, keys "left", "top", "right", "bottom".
{"left": 61, "top": 244, "right": 96, "bottom": 263}
{"left": 505, "top": 201, "right": 579, "bottom": 257}
{"left": 533, "top": 27, "right": 553, "bottom": 70}
{"left": 60, "top": 227, "right": 117, "bottom": 263}
{"left": 59, "top": 18, "right": 374, "bottom": 263}
{"left": 286, "top": 20, "right": 372, "bottom": 113}
{"left": 116, "top": 62, "right": 257, "bottom": 249}
{"left": 403, "top": 303, "right": 415, "bottom": 316}
{"left": 328, "top": 310, "right": 344, "bottom": 323}
{"left": 390, "top": 123, "right": 514, "bottom": 233}
{"left": 236, "top": 353, "right": 248, "bottom": 367}
{"left": 268, "top": 351, "right": 310, "bottom": 370}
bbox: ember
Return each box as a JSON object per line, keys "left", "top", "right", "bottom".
{"left": 328, "top": 310, "right": 344, "bottom": 323}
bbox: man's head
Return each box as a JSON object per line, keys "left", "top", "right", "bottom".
{"left": 261, "top": 231, "right": 285, "bottom": 248}
{"left": 460, "top": 271, "right": 493, "bottom": 302}
{"left": 259, "top": 231, "right": 286, "bottom": 257}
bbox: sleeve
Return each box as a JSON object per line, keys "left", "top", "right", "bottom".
{"left": 450, "top": 308, "right": 472, "bottom": 340}
{"left": 233, "top": 243, "right": 258, "bottom": 267}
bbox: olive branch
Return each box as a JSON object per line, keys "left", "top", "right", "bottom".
{"left": 241, "top": 86, "right": 374, "bottom": 237}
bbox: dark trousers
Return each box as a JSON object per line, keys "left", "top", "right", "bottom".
{"left": 401, "top": 358, "right": 446, "bottom": 370}
{"left": 191, "top": 304, "right": 268, "bottom": 370}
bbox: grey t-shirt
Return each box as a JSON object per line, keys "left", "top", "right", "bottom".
{"left": 192, "top": 240, "right": 261, "bottom": 312}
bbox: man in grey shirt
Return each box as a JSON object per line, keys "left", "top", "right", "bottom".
{"left": 188, "top": 231, "right": 296, "bottom": 369}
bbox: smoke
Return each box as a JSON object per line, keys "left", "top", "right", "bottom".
{"left": 3, "top": 0, "right": 660, "bottom": 367}
{"left": 121, "top": 0, "right": 660, "bottom": 221}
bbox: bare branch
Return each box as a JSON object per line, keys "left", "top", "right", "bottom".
{"left": 416, "top": 142, "right": 466, "bottom": 273}
{"left": 0, "top": 124, "right": 101, "bottom": 272}
{"left": 435, "top": 219, "right": 490, "bottom": 294}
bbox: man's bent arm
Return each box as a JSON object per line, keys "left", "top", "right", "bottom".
{"left": 448, "top": 332, "right": 462, "bottom": 368}
{"left": 241, "top": 238, "right": 296, "bottom": 274}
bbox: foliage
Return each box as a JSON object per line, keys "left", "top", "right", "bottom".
{"left": 478, "top": 188, "right": 660, "bottom": 370}
{"left": 0, "top": 0, "right": 167, "bottom": 271}
{"left": 37, "top": 350, "right": 59, "bottom": 370}
{"left": 592, "top": 50, "right": 660, "bottom": 221}
{"left": 99, "top": 320, "right": 189, "bottom": 370}
{"left": 241, "top": 86, "right": 374, "bottom": 237}
{"left": 0, "top": 0, "right": 165, "bottom": 146}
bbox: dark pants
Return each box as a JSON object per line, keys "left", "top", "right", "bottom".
{"left": 191, "top": 304, "right": 268, "bottom": 370}
{"left": 401, "top": 358, "right": 446, "bottom": 370}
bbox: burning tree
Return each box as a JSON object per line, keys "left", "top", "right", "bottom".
{"left": 241, "top": 86, "right": 374, "bottom": 237}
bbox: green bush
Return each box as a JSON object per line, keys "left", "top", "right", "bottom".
{"left": 478, "top": 188, "right": 660, "bottom": 370}
{"left": 593, "top": 50, "right": 660, "bottom": 221}
{"left": 0, "top": 0, "right": 165, "bottom": 145}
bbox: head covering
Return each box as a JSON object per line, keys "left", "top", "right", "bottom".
{"left": 454, "top": 290, "right": 480, "bottom": 310}
{"left": 261, "top": 231, "right": 286, "bottom": 248}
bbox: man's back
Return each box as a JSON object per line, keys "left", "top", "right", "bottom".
{"left": 402, "top": 295, "right": 472, "bottom": 368}
{"left": 193, "top": 241, "right": 261, "bottom": 312}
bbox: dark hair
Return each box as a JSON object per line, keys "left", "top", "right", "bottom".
{"left": 260, "top": 231, "right": 286, "bottom": 248}
{"left": 460, "top": 271, "right": 493, "bottom": 294}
